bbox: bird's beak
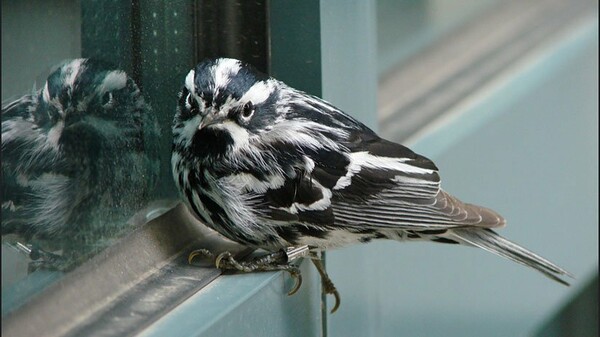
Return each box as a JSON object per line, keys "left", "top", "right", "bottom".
{"left": 198, "top": 111, "right": 225, "bottom": 130}
{"left": 198, "top": 113, "right": 211, "bottom": 130}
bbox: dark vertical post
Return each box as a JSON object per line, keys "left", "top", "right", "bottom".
{"left": 195, "top": 0, "right": 268, "bottom": 73}
{"left": 268, "top": 0, "right": 322, "bottom": 96}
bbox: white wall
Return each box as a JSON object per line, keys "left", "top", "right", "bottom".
{"left": 1, "top": 0, "right": 81, "bottom": 101}
{"left": 326, "top": 15, "right": 598, "bottom": 337}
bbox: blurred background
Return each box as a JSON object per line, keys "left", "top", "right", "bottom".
{"left": 2, "top": 1, "right": 597, "bottom": 336}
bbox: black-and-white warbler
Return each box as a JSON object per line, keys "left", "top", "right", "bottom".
{"left": 2, "top": 58, "right": 160, "bottom": 270}
{"left": 173, "top": 58, "right": 572, "bottom": 312}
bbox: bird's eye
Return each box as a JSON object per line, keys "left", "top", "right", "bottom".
{"left": 186, "top": 93, "right": 201, "bottom": 114}
{"left": 186, "top": 93, "right": 194, "bottom": 108}
{"left": 102, "top": 92, "right": 114, "bottom": 107}
{"left": 241, "top": 101, "right": 254, "bottom": 119}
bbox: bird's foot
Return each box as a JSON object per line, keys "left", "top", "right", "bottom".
{"left": 188, "top": 246, "right": 341, "bottom": 312}
{"left": 188, "top": 246, "right": 312, "bottom": 296}
{"left": 11, "top": 242, "right": 66, "bottom": 272}
{"left": 311, "top": 258, "right": 341, "bottom": 313}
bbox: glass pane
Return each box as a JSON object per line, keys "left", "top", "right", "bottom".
{"left": 1, "top": 0, "right": 195, "bottom": 315}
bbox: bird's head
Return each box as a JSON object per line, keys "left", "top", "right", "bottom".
{"left": 173, "top": 58, "right": 285, "bottom": 161}
{"left": 37, "top": 58, "right": 153, "bottom": 158}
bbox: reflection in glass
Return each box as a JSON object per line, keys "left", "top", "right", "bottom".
{"left": 1, "top": 58, "right": 160, "bottom": 273}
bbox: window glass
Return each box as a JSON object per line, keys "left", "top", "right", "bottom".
{"left": 1, "top": 0, "right": 195, "bottom": 315}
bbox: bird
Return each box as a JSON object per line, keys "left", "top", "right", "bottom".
{"left": 172, "top": 57, "right": 572, "bottom": 313}
{"left": 1, "top": 58, "right": 161, "bottom": 271}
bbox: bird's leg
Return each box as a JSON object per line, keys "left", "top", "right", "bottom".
{"left": 10, "top": 242, "right": 65, "bottom": 272}
{"left": 188, "top": 246, "right": 312, "bottom": 295}
{"left": 310, "top": 256, "right": 341, "bottom": 313}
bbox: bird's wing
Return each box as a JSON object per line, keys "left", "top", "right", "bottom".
{"left": 1, "top": 94, "right": 75, "bottom": 238}
{"left": 246, "top": 140, "right": 503, "bottom": 233}
{"left": 2, "top": 95, "right": 38, "bottom": 236}
{"left": 325, "top": 134, "right": 505, "bottom": 230}
{"left": 1, "top": 155, "right": 34, "bottom": 236}
{"left": 245, "top": 95, "right": 503, "bottom": 232}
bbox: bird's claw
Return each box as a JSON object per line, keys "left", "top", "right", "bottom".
{"left": 187, "top": 248, "right": 341, "bottom": 312}
{"left": 286, "top": 266, "right": 303, "bottom": 296}
{"left": 187, "top": 248, "right": 306, "bottom": 296}
{"left": 214, "top": 252, "right": 229, "bottom": 269}
{"left": 324, "top": 279, "right": 341, "bottom": 313}
{"left": 187, "top": 248, "right": 214, "bottom": 265}
{"left": 215, "top": 251, "right": 238, "bottom": 269}
{"left": 311, "top": 258, "right": 341, "bottom": 313}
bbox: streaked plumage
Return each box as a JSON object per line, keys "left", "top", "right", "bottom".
{"left": 172, "top": 58, "right": 571, "bottom": 286}
{"left": 2, "top": 58, "right": 160, "bottom": 268}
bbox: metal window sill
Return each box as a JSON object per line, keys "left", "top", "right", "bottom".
{"left": 1, "top": 203, "right": 248, "bottom": 337}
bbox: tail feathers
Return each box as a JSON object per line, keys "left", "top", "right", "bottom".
{"left": 450, "top": 228, "right": 573, "bottom": 286}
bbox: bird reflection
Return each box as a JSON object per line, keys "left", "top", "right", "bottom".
{"left": 1, "top": 58, "right": 160, "bottom": 272}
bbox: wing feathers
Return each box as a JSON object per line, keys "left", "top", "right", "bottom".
{"left": 332, "top": 189, "right": 504, "bottom": 230}
{"left": 236, "top": 132, "right": 502, "bottom": 233}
